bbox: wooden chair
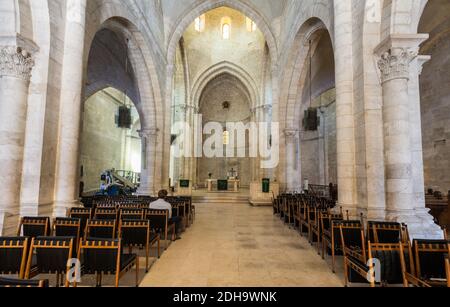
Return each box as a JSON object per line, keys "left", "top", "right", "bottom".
{"left": 119, "top": 204, "right": 142, "bottom": 210}
{"left": 94, "top": 208, "right": 118, "bottom": 220}
{"left": 17, "top": 217, "right": 51, "bottom": 238}
{"left": 68, "top": 208, "right": 91, "bottom": 238}
{"left": 0, "top": 237, "right": 29, "bottom": 279}
{"left": 340, "top": 221, "right": 367, "bottom": 286}
{"left": 119, "top": 220, "right": 160, "bottom": 272}
{"left": 53, "top": 217, "right": 81, "bottom": 257}
{"left": 310, "top": 207, "right": 329, "bottom": 249}
{"left": 119, "top": 208, "right": 145, "bottom": 221}
{"left": 321, "top": 213, "right": 344, "bottom": 272}
{"left": 146, "top": 209, "right": 175, "bottom": 250}
{"left": 25, "top": 237, "right": 74, "bottom": 287}
{"left": 85, "top": 220, "right": 116, "bottom": 240}
{"left": 367, "top": 221, "right": 408, "bottom": 244}
{"left": 401, "top": 239, "right": 450, "bottom": 287}
{"left": 95, "top": 203, "right": 117, "bottom": 210}
{"left": 77, "top": 238, "right": 139, "bottom": 287}
{"left": 345, "top": 242, "right": 412, "bottom": 287}
{"left": 299, "top": 199, "right": 310, "bottom": 237}
{"left": 0, "top": 277, "right": 49, "bottom": 288}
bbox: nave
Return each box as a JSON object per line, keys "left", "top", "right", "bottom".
{"left": 141, "top": 202, "right": 342, "bottom": 287}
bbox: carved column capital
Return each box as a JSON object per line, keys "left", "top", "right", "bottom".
{"left": 0, "top": 46, "right": 34, "bottom": 81}
{"left": 377, "top": 47, "right": 417, "bottom": 83}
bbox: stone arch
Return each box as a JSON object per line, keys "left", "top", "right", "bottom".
{"left": 380, "top": 0, "right": 429, "bottom": 37}
{"left": 281, "top": 18, "right": 330, "bottom": 129}
{"left": 83, "top": 0, "right": 165, "bottom": 191}
{"left": 191, "top": 61, "right": 259, "bottom": 111}
{"left": 166, "top": 0, "right": 278, "bottom": 69}
{"left": 282, "top": 0, "right": 334, "bottom": 57}
{"left": 84, "top": 1, "right": 163, "bottom": 132}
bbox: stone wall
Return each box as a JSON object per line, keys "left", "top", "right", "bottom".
{"left": 183, "top": 6, "right": 267, "bottom": 93}
{"left": 419, "top": 5, "right": 450, "bottom": 192}
{"left": 80, "top": 88, "right": 141, "bottom": 192}
{"left": 198, "top": 74, "right": 252, "bottom": 187}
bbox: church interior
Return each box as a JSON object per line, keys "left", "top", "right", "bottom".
{"left": 0, "top": 0, "right": 449, "bottom": 289}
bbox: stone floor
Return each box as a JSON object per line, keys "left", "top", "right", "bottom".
{"left": 140, "top": 202, "right": 344, "bottom": 287}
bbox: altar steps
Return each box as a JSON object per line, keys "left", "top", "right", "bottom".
{"left": 192, "top": 195, "right": 250, "bottom": 204}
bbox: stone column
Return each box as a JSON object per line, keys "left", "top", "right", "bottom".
{"left": 318, "top": 108, "right": 327, "bottom": 185}
{"left": 409, "top": 55, "right": 442, "bottom": 236}
{"left": 138, "top": 128, "right": 159, "bottom": 195}
{"left": 0, "top": 45, "right": 34, "bottom": 235}
{"left": 53, "top": 0, "right": 87, "bottom": 217}
{"left": 376, "top": 35, "right": 442, "bottom": 238}
{"left": 334, "top": 1, "right": 358, "bottom": 214}
{"left": 285, "top": 129, "right": 299, "bottom": 192}
{"left": 261, "top": 104, "right": 273, "bottom": 180}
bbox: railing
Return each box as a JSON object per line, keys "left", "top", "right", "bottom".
{"left": 308, "top": 184, "right": 330, "bottom": 198}
{"left": 115, "top": 170, "right": 140, "bottom": 185}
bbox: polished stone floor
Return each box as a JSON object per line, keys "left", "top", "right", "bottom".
{"left": 140, "top": 202, "right": 344, "bottom": 287}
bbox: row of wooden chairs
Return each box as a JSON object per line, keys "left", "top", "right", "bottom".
{"left": 274, "top": 193, "right": 450, "bottom": 287}
{"left": 0, "top": 236, "right": 139, "bottom": 287}
{"left": 338, "top": 220, "right": 450, "bottom": 287}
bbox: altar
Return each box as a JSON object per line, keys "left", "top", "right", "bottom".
{"left": 205, "top": 179, "right": 240, "bottom": 192}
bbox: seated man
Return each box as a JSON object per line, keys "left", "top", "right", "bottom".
{"left": 150, "top": 190, "right": 182, "bottom": 240}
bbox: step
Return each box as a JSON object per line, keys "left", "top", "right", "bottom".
{"left": 193, "top": 195, "right": 249, "bottom": 204}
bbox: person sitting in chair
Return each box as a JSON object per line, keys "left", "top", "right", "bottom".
{"left": 150, "top": 190, "right": 182, "bottom": 240}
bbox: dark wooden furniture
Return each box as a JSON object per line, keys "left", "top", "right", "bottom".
{"left": 77, "top": 238, "right": 139, "bottom": 287}
{"left": 119, "top": 220, "right": 160, "bottom": 272}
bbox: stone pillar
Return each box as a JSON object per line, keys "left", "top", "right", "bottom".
{"left": 285, "top": 129, "right": 299, "bottom": 192}
{"left": 53, "top": 0, "right": 87, "bottom": 217}
{"left": 409, "top": 56, "right": 431, "bottom": 213}
{"left": 0, "top": 45, "right": 34, "bottom": 235}
{"left": 318, "top": 108, "right": 327, "bottom": 185}
{"left": 376, "top": 35, "right": 442, "bottom": 239}
{"left": 138, "top": 128, "right": 159, "bottom": 196}
{"left": 334, "top": 1, "right": 358, "bottom": 214}
{"left": 261, "top": 104, "right": 273, "bottom": 180}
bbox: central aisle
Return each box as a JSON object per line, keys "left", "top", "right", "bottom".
{"left": 140, "top": 202, "right": 343, "bottom": 287}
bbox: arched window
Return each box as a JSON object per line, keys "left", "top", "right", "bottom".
{"left": 246, "top": 17, "right": 257, "bottom": 32}
{"left": 222, "top": 23, "right": 230, "bottom": 39}
{"left": 221, "top": 17, "right": 231, "bottom": 40}
{"left": 194, "top": 14, "right": 205, "bottom": 32}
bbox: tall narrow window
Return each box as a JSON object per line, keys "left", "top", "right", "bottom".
{"left": 194, "top": 14, "right": 205, "bottom": 32}
{"left": 221, "top": 17, "right": 231, "bottom": 39}
{"left": 222, "top": 23, "right": 230, "bottom": 39}
{"left": 246, "top": 17, "right": 257, "bottom": 32}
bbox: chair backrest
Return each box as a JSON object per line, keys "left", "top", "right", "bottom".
{"left": 0, "top": 277, "right": 49, "bottom": 288}
{"left": 54, "top": 217, "right": 81, "bottom": 239}
{"left": 369, "top": 242, "right": 413, "bottom": 284}
{"left": 27, "top": 237, "right": 73, "bottom": 276}
{"left": 338, "top": 221, "right": 365, "bottom": 251}
{"left": 413, "top": 239, "right": 450, "bottom": 281}
{"left": 119, "top": 209, "right": 145, "bottom": 221}
{"left": 78, "top": 238, "right": 121, "bottom": 274}
{"left": 18, "top": 217, "right": 50, "bottom": 237}
{"left": 367, "top": 221, "right": 404, "bottom": 243}
{"left": 69, "top": 208, "right": 91, "bottom": 235}
{"left": 119, "top": 204, "right": 141, "bottom": 210}
{"left": 85, "top": 220, "right": 116, "bottom": 239}
{"left": 322, "top": 214, "right": 344, "bottom": 232}
{"left": 119, "top": 220, "right": 150, "bottom": 247}
{"left": 96, "top": 203, "right": 117, "bottom": 210}
{"left": 0, "top": 237, "right": 29, "bottom": 278}
{"left": 94, "top": 208, "right": 118, "bottom": 220}
{"left": 146, "top": 210, "right": 168, "bottom": 233}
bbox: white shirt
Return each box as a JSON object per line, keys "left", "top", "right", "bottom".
{"left": 149, "top": 199, "right": 172, "bottom": 218}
